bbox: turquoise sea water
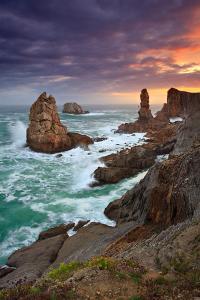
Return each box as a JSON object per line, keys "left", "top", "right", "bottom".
{"left": 0, "top": 104, "right": 160, "bottom": 264}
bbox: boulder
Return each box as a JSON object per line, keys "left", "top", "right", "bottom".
{"left": 63, "top": 102, "right": 89, "bottom": 114}
{"left": 93, "top": 144, "right": 156, "bottom": 184}
{"left": 27, "top": 92, "right": 72, "bottom": 153}
{"left": 38, "top": 223, "right": 74, "bottom": 240}
{"left": 93, "top": 167, "right": 138, "bottom": 184}
{"left": 68, "top": 132, "right": 94, "bottom": 149}
{"left": 0, "top": 234, "right": 67, "bottom": 288}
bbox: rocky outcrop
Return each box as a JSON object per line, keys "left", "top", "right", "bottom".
{"left": 138, "top": 89, "right": 153, "bottom": 122}
{"left": 172, "top": 89, "right": 200, "bottom": 154}
{"left": 155, "top": 88, "right": 200, "bottom": 122}
{"left": 68, "top": 132, "right": 93, "bottom": 149}
{"left": 93, "top": 144, "right": 156, "bottom": 184}
{"left": 93, "top": 123, "right": 178, "bottom": 185}
{"left": 27, "top": 92, "right": 72, "bottom": 153}
{"left": 0, "top": 234, "right": 67, "bottom": 288}
{"left": 50, "top": 222, "right": 133, "bottom": 268}
{"left": 27, "top": 93, "right": 93, "bottom": 153}
{"left": 38, "top": 223, "right": 74, "bottom": 240}
{"left": 117, "top": 89, "right": 168, "bottom": 134}
{"left": 63, "top": 102, "right": 89, "bottom": 114}
{"left": 0, "top": 222, "right": 133, "bottom": 288}
{"left": 105, "top": 146, "right": 200, "bottom": 226}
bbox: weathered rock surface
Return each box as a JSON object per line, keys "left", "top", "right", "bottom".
{"left": 27, "top": 92, "right": 72, "bottom": 153}
{"left": 105, "top": 146, "right": 200, "bottom": 226}
{"left": 73, "top": 220, "right": 90, "bottom": 231}
{"left": 0, "top": 234, "right": 67, "bottom": 288}
{"left": 138, "top": 89, "right": 153, "bottom": 122}
{"left": 117, "top": 88, "right": 168, "bottom": 134}
{"left": 50, "top": 222, "right": 133, "bottom": 268}
{"left": 93, "top": 123, "right": 178, "bottom": 186}
{"left": 0, "top": 266, "right": 15, "bottom": 279}
{"left": 172, "top": 89, "right": 200, "bottom": 154}
{"left": 27, "top": 93, "right": 93, "bottom": 153}
{"left": 155, "top": 88, "right": 188, "bottom": 120}
{"left": 63, "top": 102, "right": 89, "bottom": 114}
{"left": 38, "top": 223, "right": 74, "bottom": 240}
{"left": 68, "top": 132, "right": 94, "bottom": 149}
{"left": 93, "top": 144, "right": 156, "bottom": 184}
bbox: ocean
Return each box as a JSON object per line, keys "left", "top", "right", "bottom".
{"left": 0, "top": 104, "right": 160, "bottom": 264}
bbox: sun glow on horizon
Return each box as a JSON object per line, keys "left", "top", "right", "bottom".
{"left": 111, "top": 86, "right": 200, "bottom": 105}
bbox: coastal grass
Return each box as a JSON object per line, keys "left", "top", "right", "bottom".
{"left": 47, "top": 261, "right": 84, "bottom": 281}
{"left": 0, "top": 255, "right": 199, "bottom": 299}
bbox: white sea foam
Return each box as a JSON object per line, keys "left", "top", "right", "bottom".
{"left": 9, "top": 120, "right": 27, "bottom": 147}
{"left": 170, "top": 117, "right": 183, "bottom": 123}
{"left": 0, "top": 107, "right": 149, "bottom": 263}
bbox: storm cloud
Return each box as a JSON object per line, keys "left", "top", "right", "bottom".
{"left": 0, "top": 0, "right": 200, "bottom": 104}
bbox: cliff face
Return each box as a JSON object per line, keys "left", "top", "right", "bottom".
{"left": 105, "top": 146, "right": 200, "bottom": 226}
{"left": 173, "top": 89, "right": 200, "bottom": 154}
{"left": 105, "top": 89, "right": 200, "bottom": 226}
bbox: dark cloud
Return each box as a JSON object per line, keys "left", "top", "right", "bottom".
{"left": 0, "top": 0, "right": 200, "bottom": 104}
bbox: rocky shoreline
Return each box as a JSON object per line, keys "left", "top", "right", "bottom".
{"left": 0, "top": 88, "right": 200, "bottom": 299}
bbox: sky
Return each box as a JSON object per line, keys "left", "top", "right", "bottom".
{"left": 0, "top": 0, "right": 200, "bottom": 105}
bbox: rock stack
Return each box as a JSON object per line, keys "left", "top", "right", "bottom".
{"left": 138, "top": 89, "right": 153, "bottom": 122}
{"left": 117, "top": 88, "right": 163, "bottom": 133}
{"left": 27, "top": 93, "right": 93, "bottom": 153}
{"left": 63, "top": 102, "right": 89, "bottom": 114}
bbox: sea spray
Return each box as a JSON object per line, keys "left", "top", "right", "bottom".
{"left": 9, "top": 120, "right": 27, "bottom": 147}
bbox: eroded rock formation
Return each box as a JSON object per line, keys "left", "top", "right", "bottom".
{"left": 93, "top": 144, "right": 156, "bottom": 184}
{"left": 27, "top": 93, "right": 93, "bottom": 153}
{"left": 117, "top": 88, "right": 168, "bottom": 133}
{"left": 63, "top": 102, "right": 89, "bottom": 114}
{"left": 138, "top": 89, "right": 153, "bottom": 122}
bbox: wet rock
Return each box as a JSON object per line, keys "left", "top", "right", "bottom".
{"left": 56, "top": 153, "right": 63, "bottom": 158}
{"left": 93, "top": 144, "right": 156, "bottom": 184}
{"left": 38, "top": 223, "right": 75, "bottom": 240}
{"left": 63, "top": 102, "right": 89, "bottom": 114}
{"left": 68, "top": 132, "right": 93, "bottom": 149}
{"left": 94, "top": 167, "right": 138, "bottom": 184}
{"left": 0, "top": 265, "right": 16, "bottom": 278}
{"left": 73, "top": 220, "right": 90, "bottom": 231}
{"left": 93, "top": 137, "right": 108, "bottom": 142}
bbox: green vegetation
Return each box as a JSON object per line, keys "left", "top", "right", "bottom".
{"left": 48, "top": 261, "right": 84, "bottom": 281}
{"left": 86, "top": 256, "right": 115, "bottom": 270}
{"left": 129, "top": 272, "right": 142, "bottom": 284}
{"left": 154, "top": 276, "right": 168, "bottom": 285}
{"left": 129, "top": 296, "right": 143, "bottom": 300}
